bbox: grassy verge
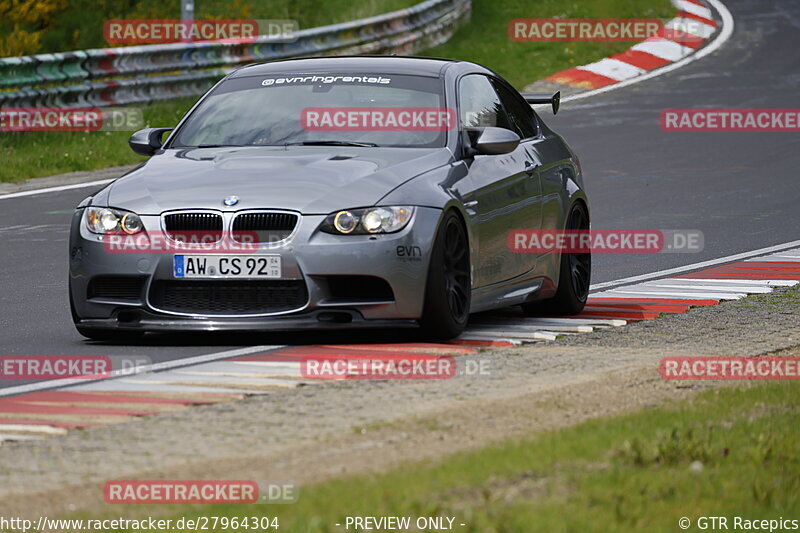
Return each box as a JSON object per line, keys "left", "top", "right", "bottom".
{"left": 86, "top": 381, "right": 799, "bottom": 532}
{"left": 0, "top": 98, "right": 195, "bottom": 183}
{"left": 0, "top": 0, "right": 676, "bottom": 182}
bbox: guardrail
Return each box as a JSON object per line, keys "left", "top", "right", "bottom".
{"left": 0, "top": 0, "right": 470, "bottom": 109}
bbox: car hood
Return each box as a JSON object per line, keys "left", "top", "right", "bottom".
{"left": 105, "top": 146, "right": 453, "bottom": 214}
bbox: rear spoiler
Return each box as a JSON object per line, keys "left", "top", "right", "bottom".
{"left": 522, "top": 91, "right": 560, "bottom": 115}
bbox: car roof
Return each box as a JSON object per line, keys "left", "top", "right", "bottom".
{"left": 230, "top": 56, "right": 466, "bottom": 79}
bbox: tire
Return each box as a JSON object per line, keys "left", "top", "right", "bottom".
{"left": 521, "top": 202, "right": 591, "bottom": 316}
{"left": 420, "top": 210, "right": 471, "bottom": 339}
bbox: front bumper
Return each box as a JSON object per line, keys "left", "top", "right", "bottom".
{"left": 69, "top": 206, "right": 442, "bottom": 332}
{"left": 76, "top": 309, "right": 418, "bottom": 333}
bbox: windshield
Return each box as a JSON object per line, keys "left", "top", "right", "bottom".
{"left": 169, "top": 73, "right": 448, "bottom": 149}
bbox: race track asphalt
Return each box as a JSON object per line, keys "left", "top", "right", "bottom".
{"left": 1, "top": 0, "right": 797, "bottom": 388}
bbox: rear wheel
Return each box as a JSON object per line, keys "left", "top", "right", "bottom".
{"left": 420, "top": 211, "right": 471, "bottom": 339}
{"left": 521, "top": 202, "right": 591, "bottom": 316}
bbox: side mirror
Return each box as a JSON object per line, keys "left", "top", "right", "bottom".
{"left": 129, "top": 128, "right": 172, "bottom": 156}
{"left": 471, "top": 127, "right": 520, "bottom": 156}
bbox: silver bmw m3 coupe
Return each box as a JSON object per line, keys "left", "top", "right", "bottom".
{"left": 69, "top": 56, "right": 590, "bottom": 340}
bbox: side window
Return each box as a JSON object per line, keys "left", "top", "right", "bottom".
{"left": 491, "top": 80, "right": 539, "bottom": 139}
{"left": 457, "top": 74, "right": 513, "bottom": 131}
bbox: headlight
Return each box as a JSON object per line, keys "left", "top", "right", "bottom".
{"left": 84, "top": 207, "right": 143, "bottom": 235}
{"left": 321, "top": 206, "right": 414, "bottom": 235}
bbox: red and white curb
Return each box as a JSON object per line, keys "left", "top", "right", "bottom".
{"left": 544, "top": 0, "right": 719, "bottom": 91}
{"left": 1, "top": 245, "right": 798, "bottom": 445}
{"left": 0, "top": 344, "right": 473, "bottom": 444}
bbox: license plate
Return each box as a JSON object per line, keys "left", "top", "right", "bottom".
{"left": 173, "top": 255, "right": 281, "bottom": 279}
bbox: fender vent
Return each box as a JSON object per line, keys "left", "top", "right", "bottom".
{"left": 88, "top": 276, "right": 145, "bottom": 301}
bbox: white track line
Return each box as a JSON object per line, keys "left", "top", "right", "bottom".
{"left": 463, "top": 329, "right": 559, "bottom": 341}
{"left": 180, "top": 361, "right": 302, "bottom": 378}
{"left": 0, "top": 179, "right": 115, "bottom": 201}
{"left": 0, "top": 345, "right": 284, "bottom": 398}
{"left": 749, "top": 257, "right": 800, "bottom": 262}
{"left": 69, "top": 381, "right": 267, "bottom": 394}
{"left": 232, "top": 361, "right": 304, "bottom": 372}
{"left": 178, "top": 370, "right": 302, "bottom": 380}
{"left": 468, "top": 320, "right": 594, "bottom": 333}
{"left": 0, "top": 424, "right": 68, "bottom": 435}
{"left": 492, "top": 317, "right": 597, "bottom": 326}
{"left": 671, "top": 278, "right": 797, "bottom": 286}
{"left": 122, "top": 374, "right": 302, "bottom": 389}
{"left": 638, "top": 282, "right": 773, "bottom": 293}
{"left": 745, "top": 255, "right": 800, "bottom": 262}
{"left": 509, "top": 317, "right": 628, "bottom": 327}
{"left": 593, "top": 289, "right": 745, "bottom": 300}
{"left": 591, "top": 242, "right": 800, "bottom": 291}
{"left": 0, "top": 433, "right": 44, "bottom": 444}
{"left": 456, "top": 335, "right": 528, "bottom": 344}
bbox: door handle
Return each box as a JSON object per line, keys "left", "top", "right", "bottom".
{"left": 525, "top": 162, "right": 541, "bottom": 176}
{"left": 464, "top": 199, "right": 479, "bottom": 216}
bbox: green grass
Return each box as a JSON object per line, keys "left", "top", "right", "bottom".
{"left": 0, "top": 98, "right": 195, "bottom": 182}
{"left": 425, "top": 0, "right": 675, "bottom": 88}
{"left": 86, "top": 381, "right": 800, "bottom": 532}
{"left": 0, "top": 0, "right": 676, "bottom": 182}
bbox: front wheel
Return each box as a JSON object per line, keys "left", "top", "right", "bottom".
{"left": 522, "top": 202, "right": 591, "bottom": 316}
{"left": 420, "top": 211, "right": 471, "bottom": 339}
